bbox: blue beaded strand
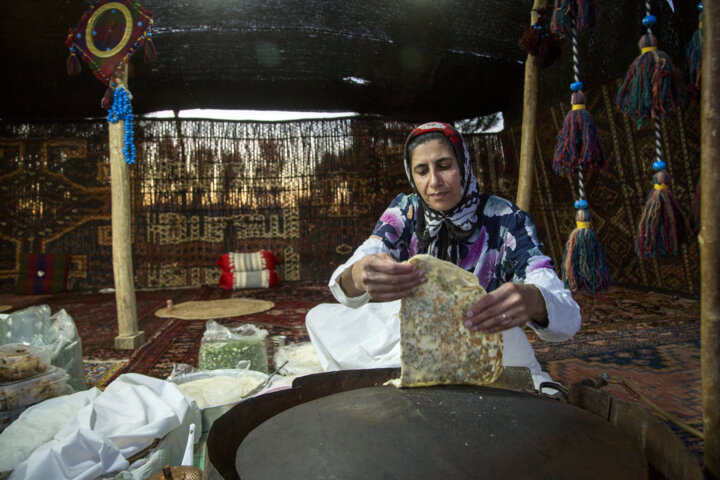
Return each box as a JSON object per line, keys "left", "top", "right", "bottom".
{"left": 106, "top": 86, "right": 136, "bottom": 165}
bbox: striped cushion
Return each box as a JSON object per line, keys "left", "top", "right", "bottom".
{"left": 16, "top": 253, "right": 70, "bottom": 295}
{"left": 216, "top": 250, "right": 278, "bottom": 272}
{"left": 219, "top": 270, "right": 280, "bottom": 289}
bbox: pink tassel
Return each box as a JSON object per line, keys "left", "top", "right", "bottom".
{"left": 101, "top": 86, "right": 114, "bottom": 110}
{"left": 268, "top": 270, "right": 280, "bottom": 288}
{"left": 259, "top": 250, "right": 278, "bottom": 270}
{"left": 144, "top": 36, "right": 157, "bottom": 63}
{"left": 66, "top": 52, "right": 81, "bottom": 76}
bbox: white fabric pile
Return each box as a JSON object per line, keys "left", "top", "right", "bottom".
{"left": 1, "top": 374, "right": 200, "bottom": 480}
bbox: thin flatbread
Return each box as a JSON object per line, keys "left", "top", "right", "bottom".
{"left": 396, "top": 254, "right": 503, "bottom": 387}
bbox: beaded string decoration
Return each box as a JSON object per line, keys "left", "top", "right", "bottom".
{"left": 686, "top": 3, "right": 703, "bottom": 233}
{"left": 550, "top": 0, "right": 608, "bottom": 295}
{"left": 616, "top": 2, "right": 689, "bottom": 257}
{"left": 107, "top": 84, "right": 137, "bottom": 165}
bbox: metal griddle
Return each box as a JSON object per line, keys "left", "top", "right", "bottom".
{"left": 207, "top": 368, "right": 647, "bottom": 479}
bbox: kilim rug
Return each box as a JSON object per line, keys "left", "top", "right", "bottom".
{"left": 110, "top": 283, "right": 335, "bottom": 381}
{"left": 1, "top": 283, "right": 706, "bottom": 465}
{"left": 83, "top": 359, "right": 128, "bottom": 389}
{"left": 529, "top": 287, "right": 703, "bottom": 466}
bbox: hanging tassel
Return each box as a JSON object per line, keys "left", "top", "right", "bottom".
{"left": 684, "top": 4, "right": 703, "bottom": 103}
{"left": 553, "top": 89, "right": 606, "bottom": 178}
{"left": 144, "top": 34, "right": 157, "bottom": 63}
{"left": 550, "top": 0, "right": 599, "bottom": 37}
{"left": 101, "top": 85, "right": 115, "bottom": 110}
{"left": 66, "top": 49, "right": 81, "bottom": 76}
{"left": 519, "top": 8, "right": 562, "bottom": 68}
{"left": 635, "top": 169, "right": 690, "bottom": 257}
{"left": 615, "top": 30, "right": 680, "bottom": 127}
{"left": 562, "top": 205, "right": 609, "bottom": 295}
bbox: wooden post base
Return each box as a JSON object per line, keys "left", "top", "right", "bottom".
{"left": 114, "top": 331, "right": 146, "bottom": 350}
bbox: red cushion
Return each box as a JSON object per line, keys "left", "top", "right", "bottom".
{"left": 16, "top": 253, "right": 70, "bottom": 295}
{"left": 216, "top": 250, "right": 278, "bottom": 272}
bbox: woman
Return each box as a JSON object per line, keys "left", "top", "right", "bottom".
{"left": 306, "top": 122, "right": 581, "bottom": 389}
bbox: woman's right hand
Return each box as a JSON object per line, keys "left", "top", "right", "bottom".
{"left": 341, "top": 252, "right": 426, "bottom": 301}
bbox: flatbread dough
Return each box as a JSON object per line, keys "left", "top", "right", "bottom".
{"left": 394, "top": 254, "right": 503, "bottom": 387}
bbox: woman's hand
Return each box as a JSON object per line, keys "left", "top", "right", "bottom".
{"left": 340, "top": 252, "right": 426, "bottom": 301}
{"left": 464, "top": 283, "right": 548, "bottom": 333}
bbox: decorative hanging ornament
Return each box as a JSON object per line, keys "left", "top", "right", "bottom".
{"left": 519, "top": 8, "right": 562, "bottom": 68}
{"left": 65, "top": 0, "right": 155, "bottom": 86}
{"left": 619, "top": 3, "right": 689, "bottom": 257}
{"left": 615, "top": 13, "right": 679, "bottom": 127}
{"left": 551, "top": 1, "right": 609, "bottom": 295}
{"left": 550, "top": 0, "right": 599, "bottom": 38}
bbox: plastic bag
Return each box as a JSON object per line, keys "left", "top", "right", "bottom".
{"left": 166, "top": 363, "right": 197, "bottom": 380}
{"left": 197, "top": 320, "right": 269, "bottom": 373}
{"left": 274, "top": 341, "right": 324, "bottom": 377}
{"left": 0, "top": 305, "right": 85, "bottom": 392}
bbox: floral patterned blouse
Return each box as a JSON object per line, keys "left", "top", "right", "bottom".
{"left": 370, "top": 193, "right": 555, "bottom": 293}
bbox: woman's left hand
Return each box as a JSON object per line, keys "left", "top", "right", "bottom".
{"left": 463, "top": 283, "right": 548, "bottom": 333}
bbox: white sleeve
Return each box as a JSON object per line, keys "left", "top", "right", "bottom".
{"left": 523, "top": 268, "right": 581, "bottom": 342}
{"left": 328, "top": 237, "right": 388, "bottom": 308}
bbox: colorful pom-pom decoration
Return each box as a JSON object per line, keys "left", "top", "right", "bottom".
{"left": 635, "top": 170, "right": 690, "bottom": 257}
{"left": 553, "top": 91, "right": 606, "bottom": 179}
{"left": 519, "top": 7, "right": 562, "bottom": 68}
{"left": 550, "top": 0, "right": 599, "bottom": 38}
{"left": 615, "top": 33, "right": 679, "bottom": 127}
{"left": 562, "top": 207, "right": 609, "bottom": 295}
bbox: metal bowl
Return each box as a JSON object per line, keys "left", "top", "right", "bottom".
{"left": 169, "top": 369, "right": 268, "bottom": 433}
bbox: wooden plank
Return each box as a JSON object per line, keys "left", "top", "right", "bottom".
{"left": 516, "top": 0, "right": 547, "bottom": 211}
{"left": 701, "top": 0, "right": 720, "bottom": 476}
{"left": 110, "top": 68, "right": 144, "bottom": 350}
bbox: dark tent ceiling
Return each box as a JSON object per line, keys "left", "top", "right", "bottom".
{"left": 1, "top": 0, "right": 698, "bottom": 123}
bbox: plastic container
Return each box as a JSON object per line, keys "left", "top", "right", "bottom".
{"left": 0, "top": 344, "right": 51, "bottom": 381}
{"left": 168, "top": 369, "right": 268, "bottom": 432}
{"left": 0, "top": 366, "right": 70, "bottom": 412}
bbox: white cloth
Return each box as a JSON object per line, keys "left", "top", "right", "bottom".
{"left": 10, "top": 374, "right": 193, "bottom": 480}
{"left": 0, "top": 389, "right": 102, "bottom": 474}
{"left": 307, "top": 237, "right": 581, "bottom": 389}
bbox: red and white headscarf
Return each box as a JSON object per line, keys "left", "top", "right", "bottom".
{"left": 403, "top": 122, "right": 483, "bottom": 263}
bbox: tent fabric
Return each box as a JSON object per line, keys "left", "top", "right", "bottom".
{"left": 0, "top": 0, "right": 698, "bottom": 123}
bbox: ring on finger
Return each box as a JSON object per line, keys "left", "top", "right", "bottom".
{"left": 501, "top": 313, "right": 512, "bottom": 324}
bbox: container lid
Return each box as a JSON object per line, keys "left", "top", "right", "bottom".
{"left": 0, "top": 344, "right": 51, "bottom": 381}
{"left": 0, "top": 365, "right": 69, "bottom": 412}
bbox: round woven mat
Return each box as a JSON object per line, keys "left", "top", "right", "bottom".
{"left": 154, "top": 298, "right": 275, "bottom": 320}
{"left": 0, "top": 305, "right": 11, "bottom": 313}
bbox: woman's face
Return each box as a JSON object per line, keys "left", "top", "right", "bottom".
{"left": 410, "top": 138, "right": 463, "bottom": 212}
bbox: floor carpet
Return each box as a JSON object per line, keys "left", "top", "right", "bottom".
{"left": 0, "top": 283, "right": 705, "bottom": 466}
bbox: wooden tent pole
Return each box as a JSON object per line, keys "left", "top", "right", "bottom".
{"left": 701, "top": 1, "right": 720, "bottom": 476}
{"left": 516, "top": 0, "right": 548, "bottom": 211}
{"left": 111, "top": 68, "right": 145, "bottom": 350}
